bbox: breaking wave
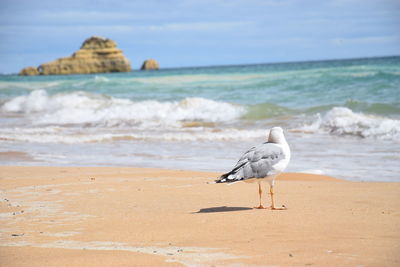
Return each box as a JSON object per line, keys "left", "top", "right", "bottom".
{"left": 1, "top": 89, "right": 245, "bottom": 127}
{"left": 299, "top": 107, "right": 400, "bottom": 141}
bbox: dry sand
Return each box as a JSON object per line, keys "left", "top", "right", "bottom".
{"left": 0, "top": 166, "right": 399, "bottom": 266}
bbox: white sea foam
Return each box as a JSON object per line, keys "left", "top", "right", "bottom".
{"left": 299, "top": 169, "right": 326, "bottom": 175}
{"left": 2, "top": 90, "right": 52, "bottom": 113}
{"left": 1, "top": 89, "right": 245, "bottom": 127}
{"left": 0, "top": 126, "right": 266, "bottom": 143}
{"left": 131, "top": 73, "right": 266, "bottom": 85}
{"left": 0, "top": 81, "right": 64, "bottom": 91}
{"left": 94, "top": 75, "right": 110, "bottom": 82}
{"left": 299, "top": 107, "right": 400, "bottom": 141}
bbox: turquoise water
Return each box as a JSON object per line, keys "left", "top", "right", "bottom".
{"left": 1, "top": 56, "right": 399, "bottom": 181}
{"left": 2, "top": 56, "right": 399, "bottom": 110}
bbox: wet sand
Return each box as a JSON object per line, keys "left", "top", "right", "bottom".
{"left": 0, "top": 166, "right": 399, "bottom": 266}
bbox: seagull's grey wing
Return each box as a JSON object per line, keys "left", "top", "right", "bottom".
{"left": 232, "top": 146, "right": 256, "bottom": 170}
{"left": 216, "top": 142, "right": 284, "bottom": 183}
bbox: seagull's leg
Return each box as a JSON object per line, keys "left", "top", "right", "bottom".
{"left": 254, "top": 181, "right": 266, "bottom": 209}
{"left": 270, "top": 185, "right": 287, "bottom": 210}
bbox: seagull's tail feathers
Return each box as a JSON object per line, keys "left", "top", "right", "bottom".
{"left": 215, "top": 163, "right": 245, "bottom": 183}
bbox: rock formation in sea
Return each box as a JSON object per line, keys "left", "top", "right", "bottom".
{"left": 19, "top": 36, "right": 131, "bottom": 75}
{"left": 141, "top": 59, "right": 160, "bottom": 70}
{"left": 19, "top": 66, "right": 40, "bottom": 76}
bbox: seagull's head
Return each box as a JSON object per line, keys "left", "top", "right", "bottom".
{"left": 268, "top": 127, "right": 286, "bottom": 144}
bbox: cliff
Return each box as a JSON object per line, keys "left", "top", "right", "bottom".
{"left": 19, "top": 36, "right": 131, "bottom": 75}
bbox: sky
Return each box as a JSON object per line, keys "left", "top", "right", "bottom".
{"left": 0, "top": 0, "right": 399, "bottom": 73}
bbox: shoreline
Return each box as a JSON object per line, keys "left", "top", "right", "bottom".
{"left": 1, "top": 166, "right": 399, "bottom": 266}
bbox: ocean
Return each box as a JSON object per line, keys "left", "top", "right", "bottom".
{"left": 0, "top": 56, "right": 399, "bottom": 181}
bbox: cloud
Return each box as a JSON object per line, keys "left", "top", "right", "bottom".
{"left": 0, "top": 20, "right": 254, "bottom": 36}
{"left": 331, "top": 35, "right": 400, "bottom": 46}
{"left": 145, "top": 21, "right": 254, "bottom": 32}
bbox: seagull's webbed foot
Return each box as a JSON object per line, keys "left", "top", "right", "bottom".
{"left": 271, "top": 204, "right": 287, "bottom": 210}
{"left": 254, "top": 205, "right": 267, "bottom": 209}
{"left": 269, "top": 186, "right": 287, "bottom": 210}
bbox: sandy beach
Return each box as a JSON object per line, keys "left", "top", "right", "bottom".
{"left": 0, "top": 166, "right": 399, "bottom": 266}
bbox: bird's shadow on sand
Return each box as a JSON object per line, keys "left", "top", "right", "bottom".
{"left": 193, "top": 206, "right": 253, "bottom": 213}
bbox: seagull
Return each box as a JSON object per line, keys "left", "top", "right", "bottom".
{"left": 215, "top": 127, "right": 291, "bottom": 210}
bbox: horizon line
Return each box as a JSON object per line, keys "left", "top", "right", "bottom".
{"left": 2, "top": 54, "right": 399, "bottom": 76}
